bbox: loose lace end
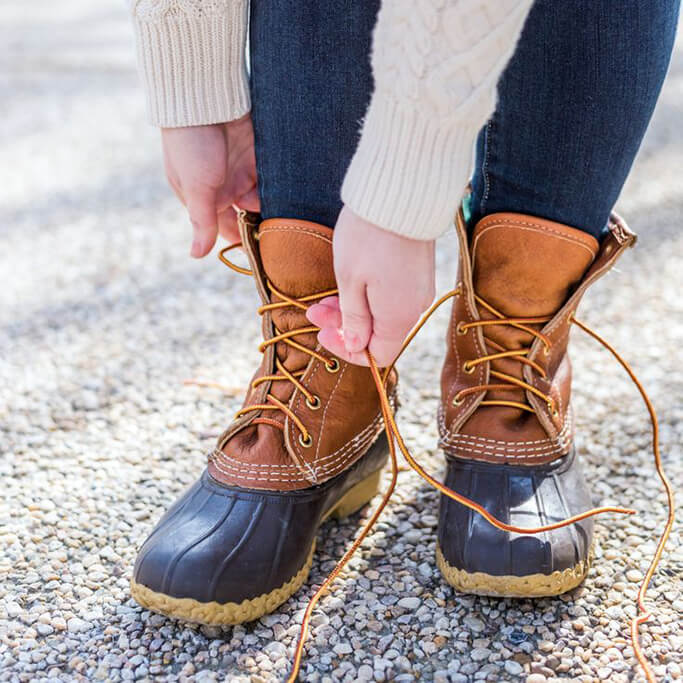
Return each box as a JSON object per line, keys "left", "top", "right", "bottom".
{"left": 286, "top": 301, "right": 672, "bottom": 683}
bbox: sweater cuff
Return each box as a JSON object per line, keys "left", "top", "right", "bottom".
{"left": 133, "top": 4, "right": 250, "bottom": 127}
{"left": 341, "top": 94, "right": 491, "bottom": 241}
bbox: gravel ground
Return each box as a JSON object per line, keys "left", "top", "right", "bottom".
{"left": 1, "top": 2, "right": 681, "bottom": 682}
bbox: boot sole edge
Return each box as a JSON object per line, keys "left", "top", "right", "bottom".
{"left": 129, "top": 542, "right": 316, "bottom": 626}
{"left": 435, "top": 541, "right": 593, "bottom": 598}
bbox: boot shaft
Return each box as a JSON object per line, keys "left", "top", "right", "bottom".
{"left": 210, "top": 213, "right": 396, "bottom": 491}
{"left": 440, "top": 206, "right": 636, "bottom": 464}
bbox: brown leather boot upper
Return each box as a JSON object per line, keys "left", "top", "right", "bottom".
{"left": 440, "top": 209, "right": 636, "bottom": 465}
{"left": 209, "top": 215, "right": 396, "bottom": 491}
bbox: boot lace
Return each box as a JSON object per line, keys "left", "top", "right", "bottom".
{"left": 204, "top": 225, "right": 672, "bottom": 683}
{"left": 218, "top": 242, "right": 340, "bottom": 447}
{"left": 451, "top": 289, "right": 558, "bottom": 413}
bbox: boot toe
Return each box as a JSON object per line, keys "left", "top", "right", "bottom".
{"left": 437, "top": 448, "right": 594, "bottom": 597}
{"left": 131, "top": 470, "right": 320, "bottom": 624}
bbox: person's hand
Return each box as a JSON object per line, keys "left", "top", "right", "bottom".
{"left": 161, "top": 114, "right": 259, "bottom": 257}
{"left": 307, "top": 206, "right": 435, "bottom": 367}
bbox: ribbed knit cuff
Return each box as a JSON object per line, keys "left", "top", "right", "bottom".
{"left": 133, "top": 4, "right": 250, "bottom": 127}
{"left": 341, "top": 94, "right": 492, "bottom": 241}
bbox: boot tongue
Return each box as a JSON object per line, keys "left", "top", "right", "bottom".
{"left": 470, "top": 213, "right": 599, "bottom": 318}
{"left": 256, "top": 219, "right": 337, "bottom": 395}
{"left": 258, "top": 219, "right": 336, "bottom": 299}
{"left": 469, "top": 214, "right": 600, "bottom": 412}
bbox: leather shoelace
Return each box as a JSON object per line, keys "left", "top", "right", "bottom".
{"left": 214, "top": 245, "right": 673, "bottom": 683}
{"left": 219, "top": 243, "right": 340, "bottom": 446}
{"left": 452, "top": 289, "right": 558, "bottom": 414}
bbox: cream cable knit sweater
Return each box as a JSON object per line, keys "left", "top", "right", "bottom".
{"left": 130, "top": 0, "right": 532, "bottom": 240}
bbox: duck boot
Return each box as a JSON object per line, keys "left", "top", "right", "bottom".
{"left": 130, "top": 215, "right": 396, "bottom": 624}
{"left": 436, "top": 207, "right": 636, "bottom": 597}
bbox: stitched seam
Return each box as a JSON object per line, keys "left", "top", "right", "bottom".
{"left": 441, "top": 439, "right": 569, "bottom": 454}
{"left": 472, "top": 220, "right": 599, "bottom": 260}
{"left": 446, "top": 308, "right": 459, "bottom": 407}
{"left": 451, "top": 289, "right": 486, "bottom": 421}
{"left": 214, "top": 410, "right": 385, "bottom": 471}
{"left": 210, "top": 445, "right": 368, "bottom": 479}
{"left": 442, "top": 433, "right": 571, "bottom": 450}
{"left": 437, "top": 411, "right": 571, "bottom": 444}
{"left": 474, "top": 216, "right": 599, "bottom": 251}
{"left": 439, "top": 413, "right": 574, "bottom": 461}
{"left": 312, "top": 363, "right": 347, "bottom": 464}
{"left": 440, "top": 445, "right": 568, "bottom": 460}
{"left": 442, "top": 426, "right": 571, "bottom": 447}
{"left": 480, "top": 118, "right": 493, "bottom": 215}
{"left": 261, "top": 226, "right": 332, "bottom": 246}
{"left": 209, "top": 430, "right": 378, "bottom": 483}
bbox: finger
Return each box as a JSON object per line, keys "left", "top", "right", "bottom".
{"left": 306, "top": 300, "right": 342, "bottom": 329}
{"left": 217, "top": 208, "right": 240, "bottom": 245}
{"left": 366, "top": 316, "right": 413, "bottom": 368}
{"left": 337, "top": 279, "right": 372, "bottom": 354}
{"left": 186, "top": 188, "right": 218, "bottom": 258}
{"left": 317, "top": 327, "right": 369, "bottom": 367}
{"left": 316, "top": 296, "right": 341, "bottom": 310}
{"left": 237, "top": 186, "right": 260, "bottom": 212}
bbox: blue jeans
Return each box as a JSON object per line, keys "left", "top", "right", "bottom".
{"left": 249, "top": 0, "right": 679, "bottom": 240}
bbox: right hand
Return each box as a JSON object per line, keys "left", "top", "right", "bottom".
{"left": 161, "top": 114, "right": 259, "bottom": 257}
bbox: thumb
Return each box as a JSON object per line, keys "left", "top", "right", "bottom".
{"left": 338, "top": 276, "right": 372, "bottom": 354}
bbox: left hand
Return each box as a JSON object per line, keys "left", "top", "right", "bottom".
{"left": 306, "top": 206, "right": 436, "bottom": 367}
{"left": 161, "top": 114, "right": 259, "bottom": 257}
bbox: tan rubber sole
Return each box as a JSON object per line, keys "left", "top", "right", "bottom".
{"left": 435, "top": 541, "right": 593, "bottom": 598}
{"left": 130, "top": 467, "right": 383, "bottom": 625}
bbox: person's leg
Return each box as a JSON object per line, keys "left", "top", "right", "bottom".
{"left": 249, "top": 0, "right": 380, "bottom": 227}
{"left": 469, "top": 0, "right": 680, "bottom": 240}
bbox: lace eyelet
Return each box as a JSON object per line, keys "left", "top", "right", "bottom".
{"left": 299, "top": 433, "right": 313, "bottom": 448}
{"left": 452, "top": 393, "right": 464, "bottom": 406}
{"left": 325, "top": 358, "right": 340, "bottom": 373}
{"left": 456, "top": 321, "right": 469, "bottom": 336}
{"left": 305, "top": 395, "right": 321, "bottom": 410}
{"left": 543, "top": 344, "right": 552, "bottom": 357}
{"left": 463, "top": 361, "right": 476, "bottom": 375}
{"left": 548, "top": 402, "right": 559, "bottom": 418}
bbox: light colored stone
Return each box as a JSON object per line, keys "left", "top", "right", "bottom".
{"left": 505, "top": 660, "right": 524, "bottom": 675}
{"left": 463, "top": 616, "right": 485, "bottom": 633}
{"left": 470, "top": 648, "right": 491, "bottom": 662}
{"left": 66, "top": 618, "right": 91, "bottom": 634}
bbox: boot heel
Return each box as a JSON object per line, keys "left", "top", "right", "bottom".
{"left": 328, "top": 469, "right": 382, "bottom": 520}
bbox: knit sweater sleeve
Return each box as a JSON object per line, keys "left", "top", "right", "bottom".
{"left": 129, "top": 0, "right": 250, "bottom": 127}
{"left": 341, "top": 0, "right": 533, "bottom": 240}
